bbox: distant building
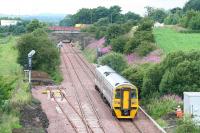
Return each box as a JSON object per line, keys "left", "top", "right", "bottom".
{"left": 0, "top": 20, "right": 19, "bottom": 26}
{"left": 75, "top": 24, "right": 87, "bottom": 28}
{"left": 154, "top": 22, "right": 164, "bottom": 28}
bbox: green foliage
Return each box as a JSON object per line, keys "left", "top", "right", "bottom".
{"left": 26, "top": 19, "right": 46, "bottom": 32}
{"left": 164, "top": 13, "right": 181, "bottom": 25}
{"left": 142, "top": 51, "right": 200, "bottom": 98}
{"left": 136, "top": 41, "right": 156, "bottom": 56}
{"left": 146, "top": 97, "right": 179, "bottom": 119}
{"left": 99, "top": 52, "right": 127, "bottom": 73}
{"left": 153, "top": 27, "right": 200, "bottom": 53}
{"left": 105, "top": 24, "right": 125, "bottom": 44}
{"left": 0, "top": 113, "right": 21, "bottom": 133}
{"left": 124, "top": 19, "right": 155, "bottom": 55}
{"left": 145, "top": 7, "right": 167, "bottom": 23}
{"left": 159, "top": 57, "right": 200, "bottom": 96}
{"left": 110, "top": 36, "right": 127, "bottom": 53}
{"left": 142, "top": 65, "right": 163, "bottom": 97}
{"left": 59, "top": 6, "right": 141, "bottom": 26}
{"left": 16, "top": 29, "right": 60, "bottom": 75}
{"left": 0, "top": 36, "right": 31, "bottom": 133}
{"left": 137, "top": 18, "right": 154, "bottom": 31}
{"left": 124, "top": 37, "right": 139, "bottom": 53}
{"left": 59, "top": 15, "right": 74, "bottom": 26}
{"left": 188, "top": 13, "right": 200, "bottom": 30}
{"left": 0, "top": 20, "right": 29, "bottom": 35}
{"left": 183, "top": 0, "right": 200, "bottom": 11}
{"left": 122, "top": 64, "right": 149, "bottom": 96}
{"left": 175, "top": 116, "right": 200, "bottom": 133}
{"left": 0, "top": 76, "right": 17, "bottom": 106}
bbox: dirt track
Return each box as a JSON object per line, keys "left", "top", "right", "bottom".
{"left": 32, "top": 44, "right": 162, "bottom": 133}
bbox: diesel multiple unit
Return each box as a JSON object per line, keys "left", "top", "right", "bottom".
{"left": 95, "top": 65, "right": 139, "bottom": 119}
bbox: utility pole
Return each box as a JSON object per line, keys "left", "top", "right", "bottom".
{"left": 91, "top": 12, "right": 93, "bottom": 24}
{"left": 110, "top": 14, "right": 112, "bottom": 24}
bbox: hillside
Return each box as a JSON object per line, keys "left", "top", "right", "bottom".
{"left": 153, "top": 27, "right": 200, "bottom": 53}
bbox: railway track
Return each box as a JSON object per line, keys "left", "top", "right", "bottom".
{"left": 68, "top": 44, "right": 143, "bottom": 133}
{"left": 61, "top": 46, "right": 105, "bottom": 133}
{"left": 48, "top": 87, "right": 91, "bottom": 133}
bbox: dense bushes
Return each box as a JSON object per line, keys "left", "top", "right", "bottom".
{"left": 124, "top": 19, "right": 155, "bottom": 56}
{"left": 142, "top": 51, "right": 200, "bottom": 97}
{"left": 17, "top": 28, "right": 60, "bottom": 76}
{"left": 110, "top": 36, "right": 127, "bottom": 53}
{"left": 122, "top": 64, "right": 149, "bottom": 96}
{"left": 175, "top": 116, "right": 200, "bottom": 133}
{"left": 99, "top": 52, "right": 127, "bottom": 73}
{"left": 0, "top": 76, "right": 17, "bottom": 106}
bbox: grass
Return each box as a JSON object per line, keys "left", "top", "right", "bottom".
{"left": 82, "top": 48, "right": 97, "bottom": 63}
{"left": 0, "top": 36, "right": 21, "bottom": 76}
{"left": 0, "top": 36, "right": 31, "bottom": 133}
{"left": 153, "top": 27, "right": 200, "bottom": 53}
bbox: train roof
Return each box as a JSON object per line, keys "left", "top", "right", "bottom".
{"left": 96, "top": 65, "right": 133, "bottom": 88}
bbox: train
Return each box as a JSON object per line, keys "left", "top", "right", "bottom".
{"left": 95, "top": 65, "right": 139, "bottom": 119}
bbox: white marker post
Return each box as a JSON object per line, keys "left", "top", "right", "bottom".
{"left": 28, "top": 50, "right": 36, "bottom": 85}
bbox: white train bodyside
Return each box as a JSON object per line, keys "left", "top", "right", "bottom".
{"left": 95, "top": 65, "right": 134, "bottom": 107}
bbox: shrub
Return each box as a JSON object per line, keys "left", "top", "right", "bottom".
{"left": 16, "top": 29, "right": 60, "bottom": 76}
{"left": 188, "top": 13, "right": 200, "bottom": 30}
{"left": 99, "top": 52, "right": 128, "bottom": 73}
{"left": 105, "top": 24, "right": 125, "bottom": 44}
{"left": 146, "top": 96, "right": 180, "bottom": 119}
{"left": 0, "top": 76, "right": 17, "bottom": 106}
{"left": 122, "top": 64, "right": 149, "bottom": 96}
{"left": 175, "top": 116, "right": 200, "bottom": 133}
{"left": 110, "top": 36, "right": 128, "bottom": 53}
{"left": 159, "top": 60, "right": 200, "bottom": 96}
{"left": 124, "top": 19, "right": 155, "bottom": 55}
{"left": 124, "top": 37, "right": 140, "bottom": 53}
{"left": 142, "top": 50, "right": 200, "bottom": 98}
{"left": 136, "top": 41, "right": 156, "bottom": 56}
{"left": 142, "top": 64, "right": 164, "bottom": 98}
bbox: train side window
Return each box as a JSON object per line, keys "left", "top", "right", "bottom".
{"left": 131, "top": 89, "right": 136, "bottom": 98}
{"left": 115, "top": 90, "right": 121, "bottom": 99}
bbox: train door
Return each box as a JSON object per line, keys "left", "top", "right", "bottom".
{"left": 121, "top": 88, "right": 131, "bottom": 110}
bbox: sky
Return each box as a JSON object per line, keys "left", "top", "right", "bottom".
{"left": 0, "top": 0, "right": 189, "bottom": 16}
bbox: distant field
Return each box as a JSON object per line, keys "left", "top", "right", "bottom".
{"left": 153, "top": 28, "right": 200, "bottom": 53}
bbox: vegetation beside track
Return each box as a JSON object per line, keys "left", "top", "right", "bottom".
{"left": 0, "top": 36, "right": 31, "bottom": 133}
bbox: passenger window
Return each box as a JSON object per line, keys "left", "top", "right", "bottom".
{"left": 115, "top": 90, "right": 121, "bottom": 99}
{"left": 131, "top": 89, "right": 137, "bottom": 98}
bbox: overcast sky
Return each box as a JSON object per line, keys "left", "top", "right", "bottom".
{"left": 0, "top": 0, "right": 189, "bottom": 16}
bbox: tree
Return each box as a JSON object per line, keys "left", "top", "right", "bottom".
{"left": 92, "top": 6, "right": 109, "bottom": 22}
{"left": 109, "top": 5, "right": 122, "bottom": 23}
{"left": 145, "top": 7, "right": 167, "bottom": 23}
{"left": 17, "top": 29, "right": 59, "bottom": 74}
{"left": 124, "top": 12, "right": 141, "bottom": 21}
{"left": 99, "top": 52, "right": 127, "bottom": 73}
{"left": 110, "top": 36, "right": 127, "bottom": 53}
{"left": 105, "top": 24, "right": 125, "bottom": 44}
{"left": 26, "top": 19, "right": 46, "bottom": 32}
{"left": 188, "top": 13, "right": 200, "bottom": 30}
{"left": 142, "top": 51, "right": 200, "bottom": 98}
{"left": 59, "top": 15, "right": 74, "bottom": 26}
{"left": 72, "top": 8, "right": 92, "bottom": 24}
{"left": 184, "top": 0, "right": 200, "bottom": 11}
